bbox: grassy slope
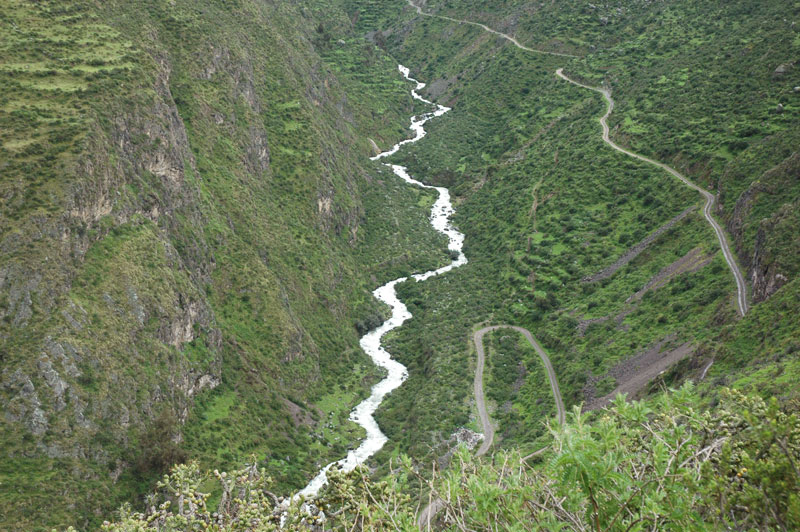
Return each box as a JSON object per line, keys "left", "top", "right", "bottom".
{"left": 331, "top": 0, "right": 800, "bottom": 467}
{"left": 422, "top": 0, "right": 800, "bottom": 289}
{"left": 0, "top": 0, "right": 451, "bottom": 529}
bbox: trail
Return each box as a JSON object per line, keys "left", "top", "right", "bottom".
{"left": 297, "top": 65, "right": 466, "bottom": 499}
{"left": 404, "top": 0, "right": 579, "bottom": 58}
{"left": 555, "top": 70, "right": 748, "bottom": 316}
{"left": 418, "top": 325, "right": 564, "bottom": 529}
{"left": 404, "top": 1, "right": 747, "bottom": 317}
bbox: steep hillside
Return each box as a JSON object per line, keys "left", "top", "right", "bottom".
{"left": 327, "top": 0, "right": 800, "bottom": 467}
{"left": 3, "top": 0, "right": 798, "bottom": 529}
{"left": 0, "top": 0, "right": 451, "bottom": 529}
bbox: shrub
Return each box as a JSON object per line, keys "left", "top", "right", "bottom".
{"left": 85, "top": 386, "right": 799, "bottom": 531}
{"left": 134, "top": 408, "right": 187, "bottom": 478}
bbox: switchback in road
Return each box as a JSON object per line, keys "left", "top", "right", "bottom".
{"left": 473, "top": 326, "right": 566, "bottom": 435}
{"left": 418, "top": 325, "right": 564, "bottom": 529}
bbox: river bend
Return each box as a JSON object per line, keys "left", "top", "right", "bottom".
{"left": 298, "top": 65, "right": 466, "bottom": 498}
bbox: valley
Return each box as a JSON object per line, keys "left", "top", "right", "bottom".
{"left": 299, "top": 64, "right": 463, "bottom": 498}
{"left": 0, "top": 0, "right": 798, "bottom": 530}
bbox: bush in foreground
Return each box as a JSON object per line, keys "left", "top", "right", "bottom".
{"left": 63, "top": 385, "right": 798, "bottom": 531}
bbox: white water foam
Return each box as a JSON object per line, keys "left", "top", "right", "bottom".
{"left": 296, "top": 64, "right": 466, "bottom": 499}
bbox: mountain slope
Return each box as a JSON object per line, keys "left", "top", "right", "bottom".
{"left": 331, "top": 0, "right": 800, "bottom": 466}
{"left": 2, "top": 0, "right": 798, "bottom": 529}
{"left": 0, "top": 0, "right": 451, "bottom": 528}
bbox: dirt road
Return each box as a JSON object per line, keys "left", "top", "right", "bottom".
{"left": 418, "top": 325, "right": 564, "bottom": 528}
{"left": 555, "top": 69, "right": 748, "bottom": 316}
{"left": 405, "top": 2, "right": 749, "bottom": 526}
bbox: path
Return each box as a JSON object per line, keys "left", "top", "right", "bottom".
{"left": 418, "top": 325, "right": 564, "bottom": 528}
{"left": 404, "top": 1, "right": 748, "bottom": 317}
{"left": 555, "top": 69, "right": 748, "bottom": 316}
{"left": 404, "top": 0, "right": 579, "bottom": 58}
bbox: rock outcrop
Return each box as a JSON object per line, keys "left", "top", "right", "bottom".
{"left": 728, "top": 151, "right": 799, "bottom": 302}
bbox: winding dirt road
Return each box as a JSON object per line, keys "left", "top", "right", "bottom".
{"left": 555, "top": 70, "right": 748, "bottom": 316}
{"left": 418, "top": 325, "right": 564, "bottom": 528}
{"left": 404, "top": 0, "right": 579, "bottom": 58}
{"left": 404, "top": 0, "right": 748, "bottom": 317}
{"left": 474, "top": 326, "right": 566, "bottom": 435}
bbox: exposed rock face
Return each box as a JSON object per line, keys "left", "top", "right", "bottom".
{"left": 1, "top": 7, "right": 364, "bottom": 466}
{"left": 437, "top": 427, "right": 484, "bottom": 468}
{"left": 2, "top": 370, "right": 48, "bottom": 435}
{"left": 174, "top": 372, "right": 221, "bottom": 423}
{"left": 38, "top": 356, "right": 69, "bottom": 412}
{"left": 749, "top": 203, "right": 797, "bottom": 302}
{"left": 45, "top": 337, "right": 82, "bottom": 378}
{"left": 0, "top": 266, "right": 41, "bottom": 327}
{"left": 246, "top": 126, "right": 271, "bottom": 174}
{"left": 68, "top": 58, "right": 199, "bottom": 244}
{"left": 728, "top": 151, "right": 799, "bottom": 303}
{"left": 158, "top": 295, "right": 208, "bottom": 348}
{"left": 0, "top": 26, "right": 223, "bottom": 489}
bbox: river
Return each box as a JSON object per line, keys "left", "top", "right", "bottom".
{"left": 297, "top": 64, "right": 467, "bottom": 498}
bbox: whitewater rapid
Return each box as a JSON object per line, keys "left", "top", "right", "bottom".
{"left": 297, "top": 65, "right": 466, "bottom": 498}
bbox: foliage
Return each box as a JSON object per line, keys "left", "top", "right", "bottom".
{"left": 412, "top": 0, "right": 800, "bottom": 294}
{"left": 331, "top": 0, "right": 800, "bottom": 473}
{"left": 76, "top": 386, "right": 800, "bottom": 531}
{"left": 4, "top": 0, "right": 799, "bottom": 528}
{"left": 134, "top": 409, "right": 188, "bottom": 478}
{"left": 0, "top": 0, "right": 450, "bottom": 528}
{"left": 419, "top": 386, "right": 799, "bottom": 531}
{"left": 484, "top": 330, "right": 555, "bottom": 449}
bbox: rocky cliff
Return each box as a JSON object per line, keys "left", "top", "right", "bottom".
{"left": 725, "top": 142, "right": 800, "bottom": 303}
{"left": 0, "top": 1, "right": 430, "bottom": 528}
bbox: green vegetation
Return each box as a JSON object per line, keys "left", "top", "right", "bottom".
{"left": 484, "top": 330, "right": 555, "bottom": 452}
{"left": 70, "top": 386, "right": 800, "bottom": 530}
{"left": 1, "top": 0, "right": 450, "bottom": 528}
{"left": 2, "top": 0, "right": 798, "bottom": 529}
{"left": 415, "top": 0, "right": 800, "bottom": 299}
{"left": 324, "top": 0, "right": 800, "bottom": 477}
